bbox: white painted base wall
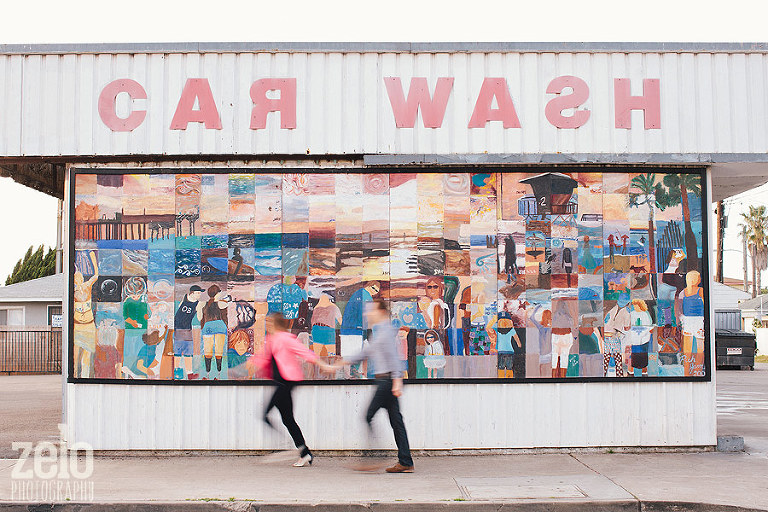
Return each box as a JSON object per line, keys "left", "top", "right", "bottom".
{"left": 755, "top": 328, "right": 768, "bottom": 356}
{"left": 64, "top": 381, "right": 716, "bottom": 450}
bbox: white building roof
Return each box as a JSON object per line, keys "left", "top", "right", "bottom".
{"left": 711, "top": 282, "right": 752, "bottom": 311}
{"left": 0, "top": 273, "right": 63, "bottom": 303}
{"left": 738, "top": 293, "right": 768, "bottom": 313}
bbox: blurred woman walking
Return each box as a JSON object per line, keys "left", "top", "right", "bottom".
{"left": 254, "top": 313, "right": 333, "bottom": 467}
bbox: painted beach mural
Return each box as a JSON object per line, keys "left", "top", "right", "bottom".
{"left": 70, "top": 170, "right": 708, "bottom": 381}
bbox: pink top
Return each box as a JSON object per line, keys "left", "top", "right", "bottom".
{"left": 253, "top": 331, "right": 318, "bottom": 382}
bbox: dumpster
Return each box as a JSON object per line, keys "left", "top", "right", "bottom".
{"left": 715, "top": 329, "right": 757, "bottom": 370}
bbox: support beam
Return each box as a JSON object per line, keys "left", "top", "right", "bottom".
{"left": 716, "top": 201, "right": 724, "bottom": 283}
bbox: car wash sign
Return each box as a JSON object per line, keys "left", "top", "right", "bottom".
{"left": 14, "top": 48, "right": 739, "bottom": 157}
{"left": 98, "top": 75, "right": 661, "bottom": 134}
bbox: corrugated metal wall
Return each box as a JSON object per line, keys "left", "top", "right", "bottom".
{"left": 1, "top": 50, "right": 767, "bottom": 157}
{"left": 65, "top": 381, "right": 716, "bottom": 450}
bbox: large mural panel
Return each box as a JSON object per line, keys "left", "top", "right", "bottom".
{"left": 70, "top": 169, "right": 708, "bottom": 382}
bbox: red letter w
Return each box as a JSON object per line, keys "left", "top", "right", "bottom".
{"left": 384, "top": 77, "right": 454, "bottom": 128}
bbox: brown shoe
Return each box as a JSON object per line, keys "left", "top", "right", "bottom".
{"left": 385, "top": 463, "right": 414, "bottom": 473}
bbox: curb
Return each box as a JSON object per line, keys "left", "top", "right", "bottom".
{"left": 83, "top": 446, "right": 717, "bottom": 458}
{"left": 0, "top": 502, "right": 766, "bottom": 512}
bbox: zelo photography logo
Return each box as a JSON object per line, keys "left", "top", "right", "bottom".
{"left": 10, "top": 424, "right": 94, "bottom": 501}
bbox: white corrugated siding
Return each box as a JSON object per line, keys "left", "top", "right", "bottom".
{"left": 1, "top": 51, "right": 767, "bottom": 157}
{"left": 65, "top": 381, "right": 716, "bottom": 450}
{"left": 61, "top": 164, "right": 718, "bottom": 450}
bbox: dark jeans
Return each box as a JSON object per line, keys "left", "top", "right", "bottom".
{"left": 366, "top": 378, "right": 413, "bottom": 467}
{"left": 265, "top": 383, "right": 310, "bottom": 457}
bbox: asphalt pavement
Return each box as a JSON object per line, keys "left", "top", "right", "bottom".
{"left": 717, "top": 364, "right": 768, "bottom": 455}
{"left": 0, "top": 374, "right": 60, "bottom": 459}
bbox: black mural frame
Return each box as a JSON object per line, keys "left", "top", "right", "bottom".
{"left": 68, "top": 166, "right": 712, "bottom": 385}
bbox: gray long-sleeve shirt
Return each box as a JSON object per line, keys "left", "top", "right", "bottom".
{"left": 346, "top": 321, "right": 403, "bottom": 378}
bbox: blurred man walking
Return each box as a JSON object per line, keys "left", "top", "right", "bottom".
{"left": 339, "top": 299, "right": 414, "bottom": 473}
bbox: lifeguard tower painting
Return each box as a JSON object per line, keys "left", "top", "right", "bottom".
{"left": 518, "top": 172, "right": 578, "bottom": 220}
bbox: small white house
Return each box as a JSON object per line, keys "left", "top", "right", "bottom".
{"left": 739, "top": 293, "right": 768, "bottom": 356}
{"left": 711, "top": 282, "right": 751, "bottom": 311}
{"left": 0, "top": 274, "right": 63, "bottom": 328}
{"left": 710, "top": 282, "right": 751, "bottom": 330}
{"left": 738, "top": 293, "right": 768, "bottom": 329}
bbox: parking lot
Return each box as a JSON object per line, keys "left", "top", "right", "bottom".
{"left": 717, "top": 363, "right": 768, "bottom": 454}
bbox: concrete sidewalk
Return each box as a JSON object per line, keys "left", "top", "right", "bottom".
{"left": 1, "top": 450, "right": 767, "bottom": 511}
{"left": 2, "top": 367, "right": 768, "bottom": 511}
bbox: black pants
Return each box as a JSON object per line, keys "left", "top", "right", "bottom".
{"left": 265, "top": 382, "right": 310, "bottom": 457}
{"left": 366, "top": 378, "right": 413, "bottom": 467}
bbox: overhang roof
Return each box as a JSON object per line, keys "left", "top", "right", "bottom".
{"left": 0, "top": 163, "right": 64, "bottom": 199}
{"left": 710, "top": 162, "right": 768, "bottom": 202}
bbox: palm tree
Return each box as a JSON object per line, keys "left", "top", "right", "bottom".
{"left": 740, "top": 205, "right": 768, "bottom": 297}
{"left": 629, "top": 173, "right": 657, "bottom": 272}
{"left": 655, "top": 174, "right": 702, "bottom": 271}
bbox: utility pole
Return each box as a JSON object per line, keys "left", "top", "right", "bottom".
{"left": 743, "top": 225, "right": 749, "bottom": 293}
{"left": 55, "top": 199, "right": 63, "bottom": 274}
{"left": 716, "top": 201, "right": 724, "bottom": 283}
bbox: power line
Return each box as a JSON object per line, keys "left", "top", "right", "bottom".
{"left": 728, "top": 203, "right": 768, "bottom": 210}
{"left": 725, "top": 188, "right": 768, "bottom": 203}
{"left": 723, "top": 194, "right": 768, "bottom": 206}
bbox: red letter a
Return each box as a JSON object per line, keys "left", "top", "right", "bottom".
{"left": 468, "top": 78, "right": 521, "bottom": 129}
{"left": 170, "top": 78, "right": 222, "bottom": 130}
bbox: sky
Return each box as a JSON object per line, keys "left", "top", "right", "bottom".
{"left": 0, "top": 0, "right": 767, "bottom": 283}
{"left": 0, "top": 178, "right": 59, "bottom": 282}
{"left": 1, "top": 0, "right": 767, "bottom": 44}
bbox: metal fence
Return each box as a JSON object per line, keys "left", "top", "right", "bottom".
{"left": 0, "top": 330, "right": 62, "bottom": 374}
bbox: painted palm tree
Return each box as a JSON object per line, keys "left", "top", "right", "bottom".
{"left": 740, "top": 205, "right": 768, "bottom": 297}
{"left": 655, "top": 174, "right": 702, "bottom": 271}
{"left": 629, "top": 173, "right": 657, "bottom": 272}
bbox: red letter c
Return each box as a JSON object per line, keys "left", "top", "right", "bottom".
{"left": 98, "top": 79, "right": 147, "bottom": 132}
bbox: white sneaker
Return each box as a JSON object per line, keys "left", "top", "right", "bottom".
{"left": 293, "top": 453, "right": 313, "bottom": 467}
